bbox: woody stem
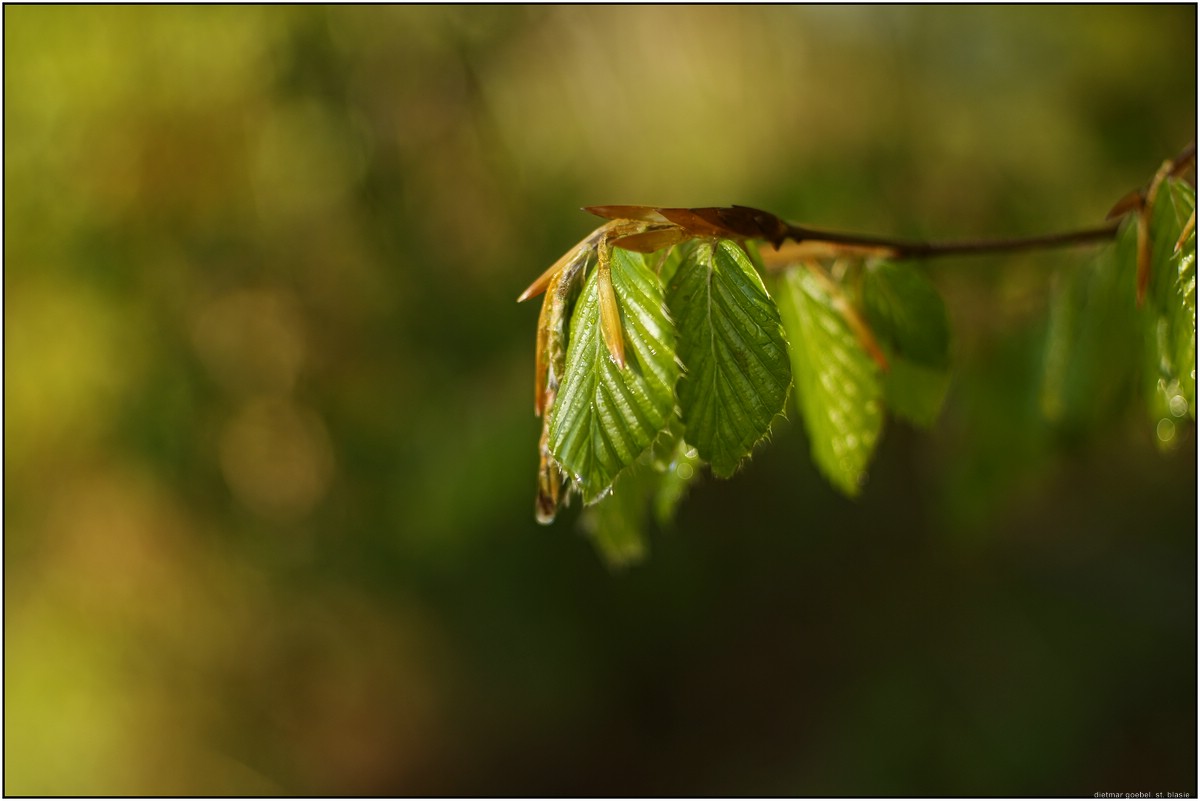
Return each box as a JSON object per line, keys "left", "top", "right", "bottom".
{"left": 775, "top": 219, "right": 1121, "bottom": 263}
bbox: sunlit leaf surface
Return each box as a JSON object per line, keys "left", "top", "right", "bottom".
{"left": 777, "top": 269, "right": 884, "bottom": 496}
{"left": 667, "top": 240, "right": 790, "bottom": 477}
{"left": 548, "top": 248, "right": 679, "bottom": 502}
{"left": 1173, "top": 223, "right": 1196, "bottom": 414}
{"left": 1158, "top": 180, "right": 1197, "bottom": 420}
{"left": 1136, "top": 178, "right": 1196, "bottom": 445}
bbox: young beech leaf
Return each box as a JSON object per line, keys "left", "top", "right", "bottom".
{"left": 1158, "top": 180, "right": 1196, "bottom": 420}
{"left": 1146, "top": 178, "right": 1196, "bottom": 314}
{"left": 651, "top": 436, "right": 703, "bottom": 527}
{"left": 776, "top": 268, "right": 884, "bottom": 496}
{"left": 882, "top": 359, "right": 951, "bottom": 429}
{"left": 580, "top": 464, "right": 652, "bottom": 568}
{"left": 1040, "top": 243, "right": 1140, "bottom": 433}
{"left": 860, "top": 261, "right": 952, "bottom": 427}
{"left": 657, "top": 243, "right": 687, "bottom": 286}
{"left": 1118, "top": 178, "right": 1197, "bottom": 445}
{"left": 861, "top": 261, "right": 950, "bottom": 369}
{"left": 548, "top": 248, "right": 679, "bottom": 503}
{"left": 666, "top": 240, "right": 791, "bottom": 477}
{"left": 580, "top": 428, "right": 701, "bottom": 568}
{"left": 1172, "top": 224, "right": 1196, "bottom": 415}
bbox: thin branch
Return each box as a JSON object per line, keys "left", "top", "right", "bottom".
{"left": 761, "top": 220, "right": 1121, "bottom": 269}
{"left": 577, "top": 142, "right": 1195, "bottom": 275}
{"left": 1170, "top": 140, "right": 1196, "bottom": 177}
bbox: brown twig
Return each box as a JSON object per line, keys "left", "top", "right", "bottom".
{"left": 770, "top": 220, "right": 1121, "bottom": 265}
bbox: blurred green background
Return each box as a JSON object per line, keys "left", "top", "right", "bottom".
{"left": 4, "top": 5, "right": 1196, "bottom": 795}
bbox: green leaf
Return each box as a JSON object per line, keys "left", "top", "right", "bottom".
{"left": 883, "top": 358, "right": 951, "bottom": 428}
{"left": 861, "top": 261, "right": 950, "bottom": 369}
{"left": 548, "top": 247, "right": 680, "bottom": 502}
{"left": 1125, "top": 178, "right": 1196, "bottom": 444}
{"left": 579, "top": 464, "right": 652, "bottom": 569}
{"left": 860, "top": 261, "right": 952, "bottom": 427}
{"left": 1172, "top": 224, "right": 1196, "bottom": 415}
{"left": 650, "top": 431, "right": 703, "bottom": 527}
{"left": 579, "top": 427, "right": 702, "bottom": 568}
{"left": 667, "top": 240, "right": 791, "bottom": 477}
{"left": 1146, "top": 178, "right": 1195, "bottom": 313}
{"left": 1039, "top": 243, "right": 1140, "bottom": 432}
{"left": 1155, "top": 179, "right": 1196, "bottom": 420}
{"left": 776, "top": 268, "right": 884, "bottom": 496}
{"left": 657, "top": 242, "right": 688, "bottom": 286}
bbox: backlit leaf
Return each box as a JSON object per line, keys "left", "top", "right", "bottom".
{"left": 776, "top": 268, "right": 884, "bottom": 496}
{"left": 1127, "top": 178, "right": 1196, "bottom": 444}
{"left": 548, "top": 248, "right": 680, "bottom": 502}
{"left": 667, "top": 240, "right": 791, "bottom": 477}
{"left": 1158, "top": 180, "right": 1196, "bottom": 419}
{"left": 657, "top": 242, "right": 687, "bottom": 286}
{"left": 1172, "top": 223, "right": 1196, "bottom": 415}
{"left": 1146, "top": 178, "right": 1195, "bottom": 313}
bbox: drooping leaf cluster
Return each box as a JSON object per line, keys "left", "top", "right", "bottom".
{"left": 1041, "top": 177, "right": 1196, "bottom": 447}
{"left": 520, "top": 162, "right": 1195, "bottom": 566}
{"left": 520, "top": 212, "right": 951, "bottom": 565}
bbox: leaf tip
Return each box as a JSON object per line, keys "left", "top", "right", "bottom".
{"left": 535, "top": 497, "right": 557, "bottom": 525}
{"left": 1175, "top": 210, "right": 1196, "bottom": 253}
